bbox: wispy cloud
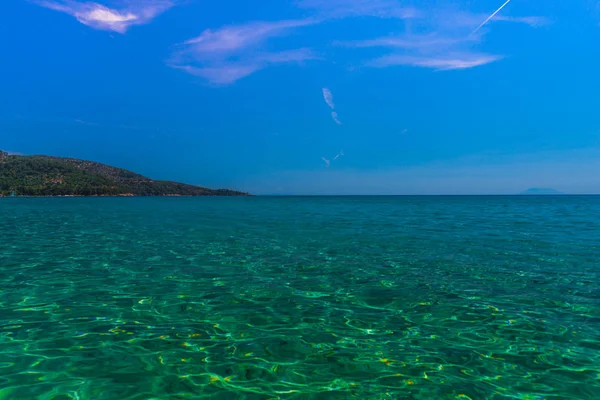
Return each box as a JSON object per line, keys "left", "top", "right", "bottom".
{"left": 297, "top": 0, "right": 418, "bottom": 20}
{"left": 368, "top": 53, "right": 502, "bottom": 70}
{"left": 337, "top": 33, "right": 499, "bottom": 70}
{"left": 173, "top": 48, "right": 316, "bottom": 85}
{"left": 322, "top": 88, "right": 335, "bottom": 109}
{"left": 301, "top": 0, "right": 546, "bottom": 31}
{"left": 181, "top": 19, "right": 315, "bottom": 53}
{"left": 75, "top": 118, "right": 97, "bottom": 126}
{"left": 492, "top": 15, "right": 550, "bottom": 27}
{"left": 338, "top": 3, "right": 548, "bottom": 72}
{"left": 321, "top": 88, "right": 342, "bottom": 124}
{"left": 170, "top": 19, "right": 319, "bottom": 84}
{"left": 168, "top": 0, "right": 548, "bottom": 83}
{"left": 321, "top": 150, "right": 344, "bottom": 168}
{"left": 34, "top": 0, "right": 174, "bottom": 33}
{"left": 429, "top": 8, "right": 549, "bottom": 32}
{"left": 336, "top": 34, "right": 466, "bottom": 50}
{"left": 172, "top": 64, "right": 260, "bottom": 86}
{"left": 331, "top": 111, "right": 342, "bottom": 125}
{"left": 344, "top": 28, "right": 500, "bottom": 71}
{"left": 315, "top": 0, "right": 549, "bottom": 73}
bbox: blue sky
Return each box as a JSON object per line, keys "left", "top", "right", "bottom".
{"left": 2, "top": 0, "right": 600, "bottom": 194}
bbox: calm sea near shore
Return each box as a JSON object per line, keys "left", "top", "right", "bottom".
{"left": 1, "top": 196, "right": 599, "bottom": 399}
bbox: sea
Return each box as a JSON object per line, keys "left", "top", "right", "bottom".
{"left": 1, "top": 196, "right": 599, "bottom": 399}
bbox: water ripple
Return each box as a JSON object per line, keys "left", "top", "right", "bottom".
{"left": 1, "top": 196, "right": 599, "bottom": 399}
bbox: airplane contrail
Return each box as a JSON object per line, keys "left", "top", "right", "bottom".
{"left": 471, "top": 0, "right": 512, "bottom": 36}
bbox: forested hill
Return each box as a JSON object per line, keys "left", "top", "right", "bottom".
{"left": 0, "top": 151, "right": 249, "bottom": 197}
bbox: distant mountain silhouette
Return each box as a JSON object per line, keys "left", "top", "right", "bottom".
{"left": 520, "top": 188, "right": 564, "bottom": 195}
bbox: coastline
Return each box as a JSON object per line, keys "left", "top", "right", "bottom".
{"left": 0, "top": 193, "right": 251, "bottom": 198}
{"left": 0, "top": 154, "right": 250, "bottom": 197}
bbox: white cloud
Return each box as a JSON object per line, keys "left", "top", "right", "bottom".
{"left": 336, "top": 34, "right": 466, "bottom": 50}
{"left": 429, "top": 8, "right": 549, "bottom": 32}
{"left": 321, "top": 88, "right": 342, "bottom": 124}
{"left": 344, "top": 29, "right": 500, "bottom": 70}
{"left": 35, "top": 0, "right": 173, "bottom": 33}
{"left": 167, "top": 1, "right": 549, "bottom": 83}
{"left": 181, "top": 19, "right": 316, "bottom": 53}
{"left": 322, "top": 88, "right": 335, "bottom": 109}
{"left": 493, "top": 15, "right": 551, "bottom": 27}
{"left": 172, "top": 49, "right": 317, "bottom": 85}
{"left": 331, "top": 111, "right": 342, "bottom": 125}
{"left": 172, "top": 65, "right": 260, "bottom": 86}
{"left": 170, "top": 19, "right": 319, "bottom": 84}
{"left": 321, "top": 150, "right": 344, "bottom": 168}
{"left": 337, "top": 33, "right": 499, "bottom": 70}
{"left": 331, "top": 3, "right": 548, "bottom": 73}
{"left": 368, "top": 53, "right": 502, "bottom": 70}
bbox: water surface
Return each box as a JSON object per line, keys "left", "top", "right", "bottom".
{"left": 1, "top": 196, "right": 599, "bottom": 399}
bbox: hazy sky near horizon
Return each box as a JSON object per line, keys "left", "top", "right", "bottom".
{"left": 2, "top": 0, "right": 600, "bottom": 194}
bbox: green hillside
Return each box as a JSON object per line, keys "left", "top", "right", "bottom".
{"left": 0, "top": 151, "right": 249, "bottom": 197}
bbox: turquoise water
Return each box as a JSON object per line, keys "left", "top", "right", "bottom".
{"left": 1, "top": 196, "right": 599, "bottom": 399}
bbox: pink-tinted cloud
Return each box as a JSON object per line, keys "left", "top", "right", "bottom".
{"left": 34, "top": 0, "right": 173, "bottom": 33}
{"left": 170, "top": 19, "right": 319, "bottom": 84}
{"left": 261, "top": 48, "right": 318, "bottom": 64}
{"left": 182, "top": 19, "right": 316, "bottom": 53}
{"left": 173, "top": 49, "right": 317, "bottom": 85}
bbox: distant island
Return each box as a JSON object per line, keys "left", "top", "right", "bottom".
{"left": 520, "top": 188, "right": 564, "bottom": 195}
{"left": 0, "top": 151, "right": 249, "bottom": 197}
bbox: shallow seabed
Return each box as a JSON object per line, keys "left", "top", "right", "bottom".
{"left": 1, "top": 196, "right": 599, "bottom": 399}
